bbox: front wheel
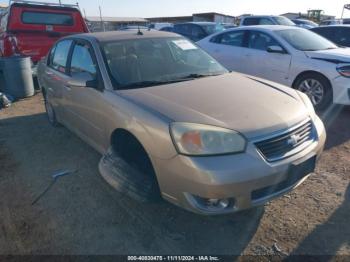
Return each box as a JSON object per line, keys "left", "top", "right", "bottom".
{"left": 294, "top": 73, "right": 333, "bottom": 112}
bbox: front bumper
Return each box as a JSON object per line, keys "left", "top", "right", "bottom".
{"left": 153, "top": 116, "right": 326, "bottom": 215}
{"left": 332, "top": 76, "right": 350, "bottom": 105}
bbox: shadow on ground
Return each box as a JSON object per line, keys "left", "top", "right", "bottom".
{"left": 289, "top": 184, "right": 350, "bottom": 257}
{"left": 0, "top": 113, "right": 263, "bottom": 255}
{"left": 321, "top": 106, "right": 350, "bottom": 150}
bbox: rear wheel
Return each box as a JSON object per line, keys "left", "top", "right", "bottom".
{"left": 43, "top": 92, "right": 59, "bottom": 127}
{"left": 294, "top": 73, "right": 333, "bottom": 111}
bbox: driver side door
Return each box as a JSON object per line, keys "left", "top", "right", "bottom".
{"left": 244, "top": 30, "right": 292, "bottom": 84}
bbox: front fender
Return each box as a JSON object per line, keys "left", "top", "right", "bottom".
{"left": 103, "top": 91, "right": 178, "bottom": 160}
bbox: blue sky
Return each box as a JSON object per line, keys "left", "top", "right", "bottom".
{"left": 1, "top": 0, "right": 348, "bottom": 18}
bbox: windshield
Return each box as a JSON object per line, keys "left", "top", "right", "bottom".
{"left": 201, "top": 24, "right": 225, "bottom": 35}
{"left": 273, "top": 16, "right": 296, "bottom": 26}
{"left": 101, "top": 37, "right": 227, "bottom": 89}
{"left": 276, "top": 28, "right": 338, "bottom": 51}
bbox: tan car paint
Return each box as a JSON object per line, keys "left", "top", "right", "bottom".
{"left": 38, "top": 31, "right": 326, "bottom": 215}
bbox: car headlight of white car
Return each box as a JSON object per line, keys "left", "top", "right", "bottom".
{"left": 170, "top": 123, "right": 246, "bottom": 156}
{"left": 336, "top": 65, "right": 350, "bottom": 78}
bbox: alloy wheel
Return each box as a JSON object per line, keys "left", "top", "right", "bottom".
{"left": 297, "top": 79, "right": 324, "bottom": 106}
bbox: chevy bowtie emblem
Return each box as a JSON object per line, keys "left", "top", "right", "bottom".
{"left": 287, "top": 134, "right": 301, "bottom": 146}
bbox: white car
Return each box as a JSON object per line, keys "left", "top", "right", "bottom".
{"left": 198, "top": 25, "right": 350, "bottom": 111}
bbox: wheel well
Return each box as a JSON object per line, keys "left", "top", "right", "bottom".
{"left": 292, "top": 71, "right": 332, "bottom": 89}
{"left": 110, "top": 129, "right": 157, "bottom": 178}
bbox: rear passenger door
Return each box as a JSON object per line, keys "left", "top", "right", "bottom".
{"left": 204, "top": 30, "right": 249, "bottom": 73}
{"left": 244, "top": 30, "right": 291, "bottom": 83}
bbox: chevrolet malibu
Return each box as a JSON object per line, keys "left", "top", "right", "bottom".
{"left": 37, "top": 31, "right": 326, "bottom": 215}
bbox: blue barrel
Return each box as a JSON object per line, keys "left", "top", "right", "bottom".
{"left": 0, "top": 57, "right": 34, "bottom": 99}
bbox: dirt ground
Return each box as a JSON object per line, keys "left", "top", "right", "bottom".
{"left": 0, "top": 94, "right": 349, "bottom": 257}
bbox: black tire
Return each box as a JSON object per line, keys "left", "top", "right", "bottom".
{"left": 294, "top": 73, "right": 333, "bottom": 112}
{"left": 100, "top": 133, "right": 161, "bottom": 202}
{"left": 43, "top": 92, "right": 59, "bottom": 127}
{"left": 99, "top": 147, "right": 161, "bottom": 202}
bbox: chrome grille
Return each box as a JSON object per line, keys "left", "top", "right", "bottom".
{"left": 255, "top": 120, "right": 315, "bottom": 162}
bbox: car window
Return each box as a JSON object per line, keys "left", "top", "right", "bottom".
{"left": 312, "top": 27, "right": 335, "bottom": 40}
{"left": 175, "top": 24, "right": 190, "bottom": 35}
{"left": 47, "top": 45, "right": 56, "bottom": 66}
{"left": 243, "top": 18, "right": 260, "bottom": 26}
{"left": 276, "top": 28, "right": 337, "bottom": 51}
{"left": 213, "top": 31, "right": 245, "bottom": 47}
{"left": 201, "top": 24, "right": 225, "bottom": 35}
{"left": 334, "top": 28, "right": 350, "bottom": 46}
{"left": 22, "top": 11, "right": 73, "bottom": 26}
{"left": 192, "top": 25, "right": 206, "bottom": 38}
{"left": 51, "top": 40, "right": 73, "bottom": 73}
{"left": 248, "top": 31, "right": 281, "bottom": 51}
{"left": 259, "top": 18, "right": 274, "bottom": 25}
{"left": 273, "top": 16, "right": 296, "bottom": 26}
{"left": 70, "top": 43, "right": 97, "bottom": 76}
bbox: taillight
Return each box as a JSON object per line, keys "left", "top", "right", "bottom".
{"left": 3, "top": 34, "right": 21, "bottom": 56}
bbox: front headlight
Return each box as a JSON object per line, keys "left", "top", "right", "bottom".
{"left": 298, "top": 91, "right": 316, "bottom": 116}
{"left": 170, "top": 123, "right": 246, "bottom": 156}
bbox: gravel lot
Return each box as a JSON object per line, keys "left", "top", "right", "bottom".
{"left": 0, "top": 94, "right": 349, "bottom": 256}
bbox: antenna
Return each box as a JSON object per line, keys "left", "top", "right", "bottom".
{"left": 99, "top": 5, "right": 105, "bottom": 32}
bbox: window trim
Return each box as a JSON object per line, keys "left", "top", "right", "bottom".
{"left": 48, "top": 39, "right": 74, "bottom": 75}
{"left": 21, "top": 11, "right": 74, "bottom": 26}
{"left": 67, "top": 38, "right": 104, "bottom": 91}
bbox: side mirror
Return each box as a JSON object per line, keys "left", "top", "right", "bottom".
{"left": 267, "top": 45, "right": 286, "bottom": 54}
{"left": 68, "top": 72, "right": 97, "bottom": 88}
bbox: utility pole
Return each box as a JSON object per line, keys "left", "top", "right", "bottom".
{"left": 99, "top": 5, "right": 105, "bottom": 32}
{"left": 58, "top": 0, "right": 62, "bottom": 5}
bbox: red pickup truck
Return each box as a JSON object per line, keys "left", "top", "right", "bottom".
{"left": 0, "top": 0, "right": 88, "bottom": 74}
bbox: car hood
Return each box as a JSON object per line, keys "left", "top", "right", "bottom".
{"left": 305, "top": 48, "right": 350, "bottom": 64}
{"left": 118, "top": 73, "right": 309, "bottom": 139}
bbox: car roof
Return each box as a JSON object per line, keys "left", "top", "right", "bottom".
{"left": 292, "top": 19, "right": 310, "bottom": 22}
{"left": 242, "top": 15, "right": 282, "bottom": 19}
{"left": 69, "top": 30, "right": 181, "bottom": 43}
{"left": 314, "top": 24, "right": 350, "bottom": 28}
{"left": 230, "top": 25, "right": 299, "bottom": 31}
{"left": 176, "top": 22, "right": 218, "bottom": 26}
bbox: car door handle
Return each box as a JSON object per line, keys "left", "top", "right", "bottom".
{"left": 45, "top": 70, "right": 53, "bottom": 76}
